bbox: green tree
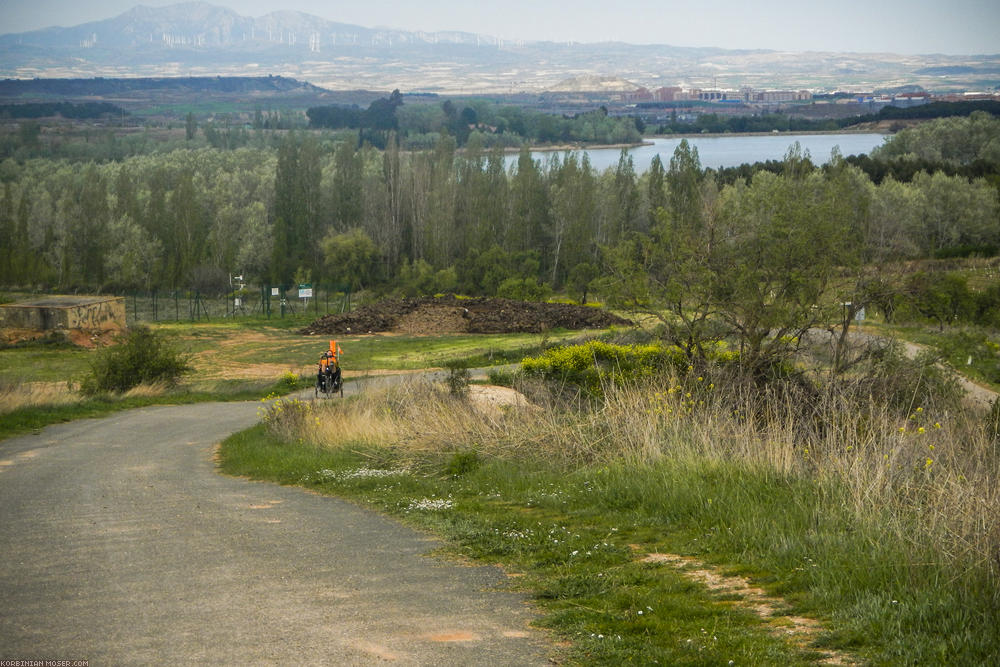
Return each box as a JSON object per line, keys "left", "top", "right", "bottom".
{"left": 497, "top": 276, "right": 551, "bottom": 302}
{"left": 508, "top": 147, "right": 548, "bottom": 255}
{"left": 666, "top": 139, "right": 704, "bottom": 233}
{"left": 606, "top": 143, "right": 858, "bottom": 375}
{"left": 272, "top": 134, "right": 323, "bottom": 283}
{"left": 711, "top": 170, "right": 851, "bottom": 372}
{"left": 568, "top": 262, "right": 599, "bottom": 304}
{"left": 872, "top": 111, "right": 1000, "bottom": 166}
{"left": 322, "top": 228, "right": 380, "bottom": 291}
{"left": 17, "top": 121, "right": 40, "bottom": 150}
{"left": 331, "top": 139, "right": 362, "bottom": 230}
{"left": 57, "top": 165, "right": 110, "bottom": 286}
{"left": 911, "top": 171, "right": 999, "bottom": 256}
{"left": 548, "top": 153, "right": 596, "bottom": 287}
{"left": 645, "top": 153, "right": 666, "bottom": 232}
{"left": 0, "top": 182, "right": 13, "bottom": 283}
{"left": 905, "top": 272, "right": 975, "bottom": 329}
{"left": 164, "top": 170, "right": 207, "bottom": 287}
{"left": 608, "top": 150, "right": 640, "bottom": 244}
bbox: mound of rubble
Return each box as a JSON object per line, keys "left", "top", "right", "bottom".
{"left": 298, "top": 295, "right": 632, "bottom": 336}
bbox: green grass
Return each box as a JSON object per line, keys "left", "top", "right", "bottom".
{"left": 154, "top": 321, "right": 590, "bottom": 374}
{"left": 329, "top": 330, "right": 588, "bottom": 372}
{"left": 0, "top": 321, "right": 597, "bottom": 442}
{"left": 218, "top": 425, "right": 825, "bottom": 665}
{"left": 908, "top": 327, "right": 1000, "bottom": 388}
{"left": 0, "top": 336, "right": 94, "bottom": 383}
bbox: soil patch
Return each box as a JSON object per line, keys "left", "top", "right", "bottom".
{"left": 0, "top": 328, "right": 115, "bottom": 349}
{"left": 299, "top": 296, "right": 631, "bottom": 336}
{"left": 641, "top": 551, "right": 853, "bottom": 664}
{"left": 467, "top": 385, "right": 537, "bottom": 417}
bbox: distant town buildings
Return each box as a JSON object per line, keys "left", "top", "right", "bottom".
{"left": 530, "top": 81, "right": 992, "bottom": 126}
{"left": 620, "top": 85, "right": 918, "bottom": 106}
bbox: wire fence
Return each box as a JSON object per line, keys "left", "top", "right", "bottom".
{"left": 122, "top": 285, "right": 353, "bottom": 325}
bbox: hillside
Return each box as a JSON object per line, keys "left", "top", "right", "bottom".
{"left": 2, "top": 2, "right": 998, "bottom": 94}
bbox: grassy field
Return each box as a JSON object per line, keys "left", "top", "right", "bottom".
{"left": 0, "top": 318, "right": 589, "bottom": 440}
{"left": 0, "top": 334, "right": 94, "bottom": 383}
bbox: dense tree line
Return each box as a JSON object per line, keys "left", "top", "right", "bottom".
{"left": 654, "top": 100, "right": 1000, "bottom": 136}
{"left": 308, "top": 94, "right": 643, "bottom": 149}
{"left": 656, "top": 112, "right": 841, "bottom": 135}
{"left": 0, "top": 118, "right": 997, "bottom": 327}
{"left": 0, "top": 102, "right": 127, "bottom": 120}
{"left": 869, "top": 111, "right": 1000, "bottom": 165}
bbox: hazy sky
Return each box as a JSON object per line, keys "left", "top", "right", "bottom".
{"left": 2, "top": 0, "right": 998, "bottom": 55}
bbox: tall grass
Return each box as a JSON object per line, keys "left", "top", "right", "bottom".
{"left": 262, "top": 367, "right": 1000, "bottom": 660}
{"left": 0, "top": 379, "right": 78, "bottom": 414}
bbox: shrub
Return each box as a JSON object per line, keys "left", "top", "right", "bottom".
{"left": 487, "top": 368, "right": 516, "bottom": 387}
{"left": 520, "top": 340, "right": 732, "bottom": 396}
{"left": 444, "top": 450, "right": 480, "bottom": 476}
{"left": 258, "top": 394, "right": 314, "bottom": 438}
{"left": 444, "top": 360, "right": 471, "bottom": 396}
{"left": 79, "top": 326, "right": 190, "bottom": 395}
{"left": 849, "top": 341, "right": 964, "bottom": 416}
{"left": 496, "top": 276, "right": 552, "bottom": 302}
{"left": 275, "top": 371, "right": 303, "bottom": 393}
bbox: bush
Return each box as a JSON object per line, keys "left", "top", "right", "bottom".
{"left": 496, "top": 276, "right": 552, "bottom": 302}
{"left": 851, "top": 342, "right": 964, "bottom": 416}
{"left": 80, "top": 326, "right": 190, "bottom": 395}
{"left": 520, "top": 340, "right": 731, "bottom": 396}
{"left": 444, "top": 360, "right": 471, "bottom": 396}
{"left": 487, "top": 368, "right": 516, "bottom": 387}
{"left": 275, "top": 371, "right": 303, "bottom": 393}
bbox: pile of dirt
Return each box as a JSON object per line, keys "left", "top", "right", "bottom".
{"left": 298, "top": 295, "right": 632, "bottom": 336}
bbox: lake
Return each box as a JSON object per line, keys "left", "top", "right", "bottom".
{"left": 507, "top": 133, "right": 889, "bottom": 173}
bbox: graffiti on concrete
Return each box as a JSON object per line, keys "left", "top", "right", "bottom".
{"left": 0, "top": 296, "right": 125, "bottom": 332}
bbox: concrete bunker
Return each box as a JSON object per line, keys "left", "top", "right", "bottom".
{"left": 0, "top": 296, "right": 126, "bottom": 334}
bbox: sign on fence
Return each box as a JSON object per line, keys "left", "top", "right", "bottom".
{"left": 298, "top": 284, "right": 313, "bottom": 299}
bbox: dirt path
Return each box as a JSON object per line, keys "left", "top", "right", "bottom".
{"left": 809, "top": 328, "right": 998, "bottom": 409}
{"left": 895, "top": 340, "right": 998, "bottom": 409}
{"left": 0, "top": 397, "right": 550, "bottom": 665}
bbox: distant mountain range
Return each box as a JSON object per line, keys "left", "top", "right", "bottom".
{"left": 2, "top": 2, "right": 998, "bottom": 94}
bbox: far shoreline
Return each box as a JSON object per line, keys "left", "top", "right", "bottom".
{"left": 508, "top": 128, "right": 890, "bottom": 154}
{"left": 650, "top": 128, "right": 892, "bottom": 139}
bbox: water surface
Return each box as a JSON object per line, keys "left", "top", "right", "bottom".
{"left": 508, "top": 133, "right": 888, "bottom": 173}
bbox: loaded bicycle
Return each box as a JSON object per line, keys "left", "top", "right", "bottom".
{"left": 315, "top": 340, "right": 344, "bottom": 398}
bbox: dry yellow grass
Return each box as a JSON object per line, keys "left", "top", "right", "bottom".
{"left": 273, "top": 371, "right": 1000, "bottom": 584}
{"left": 1, "top": 379, "right": 177, "bottom": 415}
{"left": 0, "top": 380, "right": 78, "bottom": 414}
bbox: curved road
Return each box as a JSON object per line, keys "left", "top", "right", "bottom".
{"left": 0, "top": 398, "right": 550, "bottom": 665}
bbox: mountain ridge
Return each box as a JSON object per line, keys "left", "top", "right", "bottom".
{"left": 1, "top": 2, "right": 998, "bottom": 94}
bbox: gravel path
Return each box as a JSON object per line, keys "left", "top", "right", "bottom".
{"left": 0, "top": 398, "right": 550, "bottom": 665}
